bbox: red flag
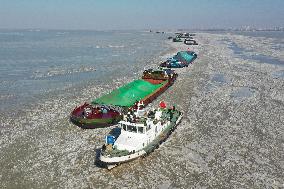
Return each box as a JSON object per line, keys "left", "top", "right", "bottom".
{"left": 159, "top": 101, "right": 166, "bottom": 109}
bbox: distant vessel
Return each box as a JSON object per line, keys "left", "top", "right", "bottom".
{"left": 175, "top": 32, "right": 196, "bottom": 38}
{"left": 99, "top": 103, "right": 183, "bottom": 169}
{"left": 70, "top": 69, "right": 177, "bottom": 128}
{"left": 184, "top": 39, "right": 198, "bottom": 45}
{"left": 172, "top": 37, "right": 183, "bottom": 42}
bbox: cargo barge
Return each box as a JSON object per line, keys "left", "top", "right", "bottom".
{"left": 160, "top": 51, "right": 197, "bottom": 68}
{"left": 70, "top": 69, "right": 177, "bottom": 128}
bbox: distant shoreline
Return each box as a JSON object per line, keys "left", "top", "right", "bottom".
{"left": 0, "top": 28, "right": 283, "bottom": 32}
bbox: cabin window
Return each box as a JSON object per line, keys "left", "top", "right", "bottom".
{"left": 127, "top": 125, "right": 137, "bottom": 133}
{"left": 146, "top": 125, "right": 151, "bottom": 132}
{"left": 122, "top": 124, "right": 126, "bottom": 131}
{"left": 138, "top": 127, "right": 144, "bottom": 134}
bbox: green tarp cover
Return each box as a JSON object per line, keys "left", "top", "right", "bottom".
{"left": 92, "top": 79, "right": 167, "bottom": 107}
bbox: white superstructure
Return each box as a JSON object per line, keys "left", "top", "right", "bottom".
{"left": 114, "top": 112, "right": 171, "bottom": 152}
{"left": 99, "top": 106, "right": 183, "bottom": 169}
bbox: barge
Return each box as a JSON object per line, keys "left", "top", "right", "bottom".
{"left": 70, "top": 69, "right": 177, "bottom": 128}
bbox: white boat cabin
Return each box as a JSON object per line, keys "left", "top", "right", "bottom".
{"left": 113, "top": 109, "right": 171, "bottom": 152}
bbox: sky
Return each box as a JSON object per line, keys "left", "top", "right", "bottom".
{"left": 0, "top": 0, "right": 283, "bottom": 30}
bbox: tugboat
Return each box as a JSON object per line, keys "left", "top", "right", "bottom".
{"left": 98, "top": 102, "right": 183, "bottom": 169}
{"left": 70, "top": 69, "right": 178, "bottom": 129}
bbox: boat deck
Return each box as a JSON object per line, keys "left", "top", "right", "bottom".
{"left": 92, "top": 79, "right": 167, "bottom": 107}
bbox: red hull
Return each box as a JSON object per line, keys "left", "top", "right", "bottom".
{"left": 141, "top": 75, "right": 176, "bottom": 106}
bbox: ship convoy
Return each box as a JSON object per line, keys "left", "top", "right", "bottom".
{"left": 169, "top": 32, "right": 198, "bottom": 45}
{"left": 70, "top": 49, "right": 197, "bottom": 169}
